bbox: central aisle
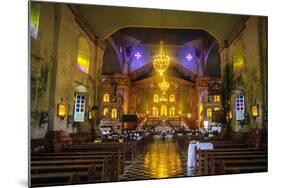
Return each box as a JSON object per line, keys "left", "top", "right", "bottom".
{"left": 121, "top": 139, "right": 187, "bottom": 181}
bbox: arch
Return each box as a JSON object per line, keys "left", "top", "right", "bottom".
{"left": 160, "top": 105, "right": 168, "bottom": 116}
{"left": 103, "top": 93, "right": 110, "bottom": 102}
{"left": 103, "top": 108, "right": 109, "bottom": 116}
{"left": 75, "top": 85, "right": 88, "bottom": 93}
{"left": 204, "top": 41, "right": 219, "bottom": 65}
{"left": 204, "top": 44, "right": 221, "bottom": 77}
{"left": 111, "top": 108, "right": 118, "bottom": 119}
{"left": 77, "top": 37, "right": 90, "bottom": 74}
{"left": 152, "top": 106, "right": 158, "bottom": 117}
{"left": 153, "top": 94, "right": 159, "bottom": 103}
{"left": 169, "top": 107, "right": 176, "bottom": 116}
{"left": 169, "top": 94, "right": 175, "bottom": 102}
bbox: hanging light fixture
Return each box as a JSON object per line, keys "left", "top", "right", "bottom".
{"left": 159, "top": 78, "right": 170, "bottom": 93}
{"left": 153, "top": 41, "right": 170, "bottom": 76}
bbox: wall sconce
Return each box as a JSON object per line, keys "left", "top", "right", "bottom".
{"left": 57, "top": 98, "right": 66, "bottom": 120}
{"left": 229, "top": 110, "right": 233, "bottom": 119}
{"left": 187, "top": 112, "right": 191, "bottom": 119}
{"left": 251, "top": 104, "right": 259, "bottom": 118}
{"left": 88, "top": 108, "right": 93, "bottom": 120}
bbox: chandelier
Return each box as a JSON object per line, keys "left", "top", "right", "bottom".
{"left": 159, "top": 78, "right": 170, "bottom": 93}
{"left": 153, "top": 41, "right": 170, "bottom": 76}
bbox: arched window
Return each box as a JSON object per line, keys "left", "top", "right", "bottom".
{"left": 169, "top": 94, "right": 175, "bottom": 102}
{"left": 152, "top": 107, "right": 158, "bottom": 117}
{"left": 77, "top": 37, "right": 90, "bottom": 74}
{"left": 214, "top": 95, "right": 221, "bottom": 102}
{"left": 153, "top": 94, "right": 158, "bottom": 103}
{"left": 103, "top": 108, "right": 109, "bottom": 116}
{"left": 30, "top": 3, "right": 40, "bottom": 39}
{"left": 233, "top": 41, "right": 244, "bottom": 73}
{"left": 111, "top": 108, "right": 118, "bottom": 119}
{"left": 207, "top": 108, "right": 212, "bottom": 118}
{"left": 169, "top": 107, "right": 175, "bottom": 116}
{"left": 103, "top": 93, "right": 110, "bottom": 102}
{"left": 161, "top": 105, "right": 167, "bottom": 116}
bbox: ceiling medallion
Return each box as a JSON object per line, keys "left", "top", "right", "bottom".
{"left": 152, "top": 41, "right": 170, "bottom": 76}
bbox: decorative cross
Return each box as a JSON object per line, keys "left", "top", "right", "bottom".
{"left": 186, "top": 53, "right": 193, "bottom": 61}
{"left": 134, "top": 52, "right": 142, "bottom": 59}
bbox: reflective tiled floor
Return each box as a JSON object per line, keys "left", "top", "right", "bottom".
{"left": 121, "top": 139, "right": 195, "bottom": 181}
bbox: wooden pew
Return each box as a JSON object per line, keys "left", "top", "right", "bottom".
{"left": 219, "top": 159, "right": 267, "bottom": 174}
{"left": 32, "top": 152, "right": 119, "bottom": 179}
{"left": 31, "top": 156, "right": 113, "bottom": 181}
{"left": 31, "top": 162, "right": 101, "bottom": 187}
{"left": 64, "top": 145, "right": 125, "bottom": 175}
{"left": 197, "top": 148, "right": 267, "bottom": 175}
{"left": 76, "top": 142, "right": 137, "bottom": 161}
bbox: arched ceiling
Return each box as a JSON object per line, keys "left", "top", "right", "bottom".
{"left": 75, "top": 4, "right": 247, "bottom": 42}
{"left": 119, "top": 28, "right": 214, "bottom": 45}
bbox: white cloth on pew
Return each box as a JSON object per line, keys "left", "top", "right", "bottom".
{"left": 211, "top": 127, "right": 221, "bottom": 133}
{"left": 187, "top": 142, "right": 214, "bottom": 167}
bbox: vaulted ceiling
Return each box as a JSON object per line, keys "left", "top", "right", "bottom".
{"left": 73, "top": 3, "right": 245, "bottom": 82}
{"left": 75, "top": 4, "right": 247, "bottom": 42}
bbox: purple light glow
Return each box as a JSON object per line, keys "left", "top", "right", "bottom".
{"left": 134, "top": 52, "right": 142, "bottom": 59}
{"left": 186, "top": 53, "right": 193, "bottom": 61}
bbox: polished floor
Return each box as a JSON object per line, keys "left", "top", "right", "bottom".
{"left": 121, "top": 139, "right": 195, "bottom": 181}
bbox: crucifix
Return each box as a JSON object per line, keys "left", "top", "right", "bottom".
{"left": 134, "top": 52, "right": 142, "bottom": 59}
{"left": 186, "top": 53, "right": 193, "bottom": 61}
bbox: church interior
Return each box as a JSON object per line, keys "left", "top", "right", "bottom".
{"left": 29, "top": 1, "right": 268, "bottom": 187}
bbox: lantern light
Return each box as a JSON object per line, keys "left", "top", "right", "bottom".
{"left": 229, "top": 110, "right": 233, "bottom": 119}
{"left": 251, "top": 104, "right": 259, "bottom": 118}
{"left": 88, "top": 108, "right": 93, "bottom": 120}
{"left": 187, "top": 112, "right": 191, "bottom": 119}
{"left": 57, "top": 98, "right": 66, "bottom": 120}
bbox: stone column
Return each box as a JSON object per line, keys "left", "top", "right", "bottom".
{"left": 45, "top": 4, "right": 73, "bottom": 152}
{"left": 92, "top": 37, "right": 105, "bottom": 135}
{"left": 196, "top": 78, "right": 209, "bottom": 128}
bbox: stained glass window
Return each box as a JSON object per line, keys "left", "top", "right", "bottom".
{"left": 233, "top": 41, "right": 244, "bottom": 73}
{"left": 30, "top": 3, "right": 40, "bottom": 39}
{"left": 77, "top": 37, "right": 90, "bottom": 74}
